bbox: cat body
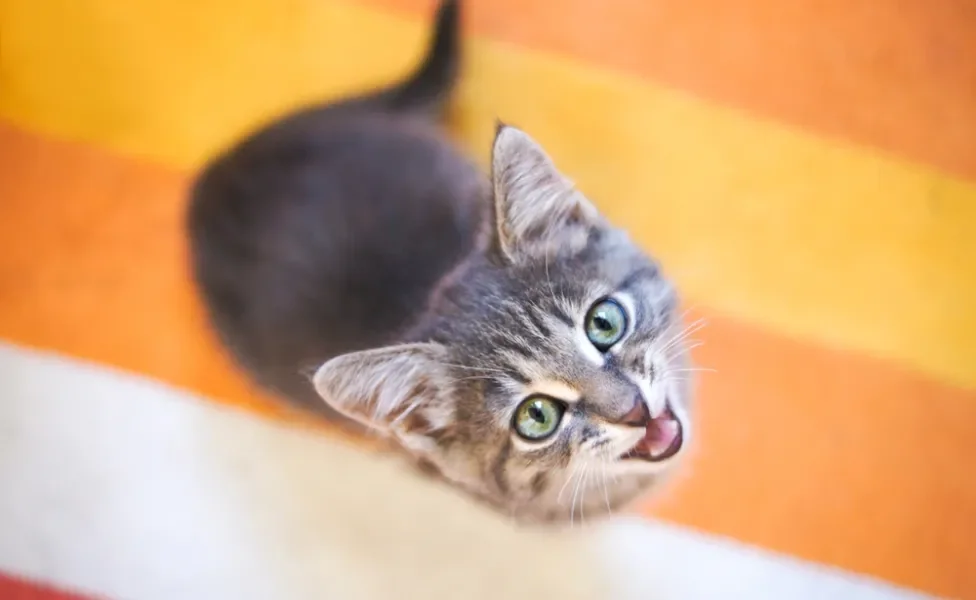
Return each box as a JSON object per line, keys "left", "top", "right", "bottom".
{"left": 188, "top": 0, "right": 694, "bottom": 523}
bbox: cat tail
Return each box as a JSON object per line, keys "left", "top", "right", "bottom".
{"left": 356, "top": 0, "right": 462, "bottom": 119}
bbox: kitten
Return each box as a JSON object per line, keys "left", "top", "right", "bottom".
{"left": 187, "top": 0, "right": 694, "bottom": 524}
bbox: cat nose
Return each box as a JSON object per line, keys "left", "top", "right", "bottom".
{"left": 618, "top": 396, "right": 650, "bottom": 427}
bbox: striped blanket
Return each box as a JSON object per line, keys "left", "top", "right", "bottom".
{"left": 0, "top": 0, "right": 973, "bottom": 598}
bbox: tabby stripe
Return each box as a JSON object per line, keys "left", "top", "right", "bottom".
{"left": 501, "top": 368, "right": 531, "bottom": 386}
{"left": 489, "top": 437, "right": 512, "bottom": 495}
{"left": 523, "top": 306, "right": 553, "bottom": 339}
{"left": 549, "top": 307, "right": 576, "bottom": 329}
{"left": 2, "top": 2, "right": 973, "bottom": 388}
{"left": 529, "top": 471, "right": 548, "bottom": 498}
{"left": 616, "top": 265, "right": 661, "bottom": 295}
{"left": 490, "top": 334, "right": 536, "bottom": 361}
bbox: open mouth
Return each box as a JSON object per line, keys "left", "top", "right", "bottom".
{"left": 620, "top": 403, "right": 683, "bottom": 462}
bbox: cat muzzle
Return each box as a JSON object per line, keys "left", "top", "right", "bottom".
{"left": 619, "top": 403, "right": 683, "bottom": 462}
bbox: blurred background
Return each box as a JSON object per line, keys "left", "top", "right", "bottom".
{"left": 0, "top": 0, "right": 973, "bottom": 598}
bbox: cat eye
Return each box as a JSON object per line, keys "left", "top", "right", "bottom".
{"left": 512, "top": 396, "right": 565, "bottom": 441}
{"left": 584, "top": 298, "right": 628, "bottom": 351}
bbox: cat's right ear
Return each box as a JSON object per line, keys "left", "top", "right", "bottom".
{"left": 489, "top": 123, "right": 602, "bottom": 262}
{"left": 312, "top": 342, "right": 454, "bottom": 438}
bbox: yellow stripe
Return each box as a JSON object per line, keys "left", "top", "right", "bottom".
{"left": 3, "top": 0, "right": 974, "bottom": 388}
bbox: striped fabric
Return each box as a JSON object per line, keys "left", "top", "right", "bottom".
{"left": 0, "top": 0, "right": 973, "bottom": 598}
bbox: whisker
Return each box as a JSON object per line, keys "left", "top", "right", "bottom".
{"left": 677, "top": 340, "right": 705, "bottom": 353}
{"left": 565, "top": 467, "right": 579, "bottom": 526}
{"left": 569, "top": 463, "right": 580, "bottom": 526}
{"left": 599, "top": 448, "right": 612, "bottom": 515}
{"left": 665, "top": 317, "right": 708, "bottom": 346}
{"left": 644, "top": 320, "right": 709, "bottom": 379}
{"left": 556, "top": 460, "right": 583, "bottom": 505}
{"left": 569, "top": 458, "right": 589, "bottom": 527}
{"left": 667, "top": 367, "right": 717, "bottom": 374}
{"left": 601, "top": 444, "right": 621, "bottom": 487}
{"left": 654, "top": 317, "right": 685, "bottom": 348}
{"left": 656, "top": 318, "right": 708, "bottom": 355}
{"left": 581, "top": 460, "right": 593, "bottom": 525}
{"left": 571, "top": 458, "right": 590, "bottom": 527}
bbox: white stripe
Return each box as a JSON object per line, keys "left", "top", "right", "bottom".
{"left": 0, "top": 343, "right": 936, "bottom": 600}
{"left": 597, "top": 518, "right": 936, "bottom": 600}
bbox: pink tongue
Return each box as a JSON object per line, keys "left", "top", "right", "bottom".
{"left": 639, "top": 417, "right": 681, "bottom": 457}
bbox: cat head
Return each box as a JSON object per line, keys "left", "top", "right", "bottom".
{"left": 313, "top": 124, "right": 695, "bottom": 523}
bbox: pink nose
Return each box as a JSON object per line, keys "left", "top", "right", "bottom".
{"left": 618, "top": 397, "right": 650, "bottom": 427}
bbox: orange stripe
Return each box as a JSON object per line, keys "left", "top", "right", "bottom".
{"left": 360, "top": 0, "right": 976, "bottom": 179}
{"left": 0, "top": 122, "right": 377, "bottom": 445}
{"left": 1, "top": 122, "right": 974, "bottom": 597}
{"left": 644, "top": 313, "right": 976, "bottom": 597}
{"left": 0, "top": 122, "right": 299, "bottom": 430}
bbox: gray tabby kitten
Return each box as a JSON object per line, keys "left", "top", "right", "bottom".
{"left": 187, "top": 0, "right": 694, "bottom": 523}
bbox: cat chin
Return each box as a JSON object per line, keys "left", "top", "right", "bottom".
{"left": 611, "top": 454, "right": 684, "bottom": 476}
{"left": 509, "top": 471, "right": 672, "bottom": 526}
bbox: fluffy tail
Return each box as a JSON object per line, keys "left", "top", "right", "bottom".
{"left": 356, "top": 0, "right": 462, "bottom": 119}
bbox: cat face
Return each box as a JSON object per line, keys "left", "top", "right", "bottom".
{"left": 313, "top": 125, "right": 694, "bottom": 523}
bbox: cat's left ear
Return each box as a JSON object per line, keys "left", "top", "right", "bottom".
{"left": 312, "top": 342, "right": 454, "bottom": 439}
{"left": 490, "top": 123, "right": 603, "bottom": 262}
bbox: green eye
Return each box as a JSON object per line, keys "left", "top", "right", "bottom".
{"left": 585, "top": 298, "right": 627, "bottom": 351}
{"left": 513, "top": 396, "right": 565, "bottom": 441}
